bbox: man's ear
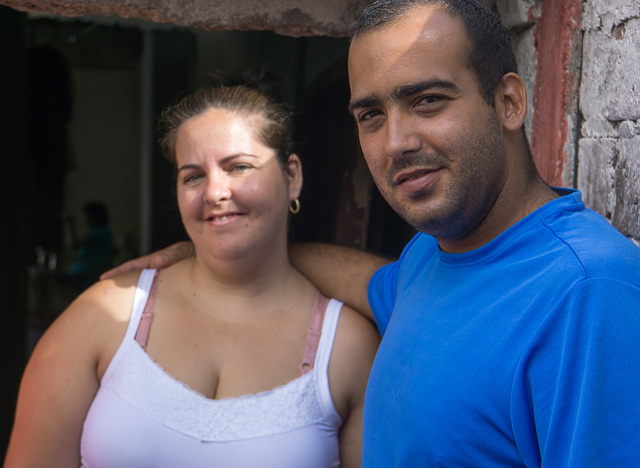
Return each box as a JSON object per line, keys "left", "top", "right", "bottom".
{"left": 286, "top": 153, "right": 303, "bottom": 200}
{"left": 495, "top": 73, "right": 527, "bottom": 131}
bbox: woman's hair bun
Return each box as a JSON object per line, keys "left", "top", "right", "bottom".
{"left": 205, "top": 66, "right": 284, "bottom": 102}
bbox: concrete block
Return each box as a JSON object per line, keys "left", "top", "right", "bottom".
{"left": 583, "top": 0, "right": 640, "bottom": 32}
{"left": 581, "top": 116, "right": 618, "bottom": 138}
{"left": 496, "top": 0, "right": 540, "bottom": 29}
{"left": 580, "top": 18, "right": 640, "bottom": 122}
{"left": 619, "top": 120, "right": 638, "bottom": 138}
{"left": 577, "top": 138, "right": 617, "bottom": 218}
{"left": 612, "top": 135, "right": 640, "bottom": 238}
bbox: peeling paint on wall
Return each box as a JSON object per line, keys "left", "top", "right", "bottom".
{"left": 529, "top": 0, "right": 582, "bottom": 187}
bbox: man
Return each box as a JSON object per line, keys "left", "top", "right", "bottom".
{"left": 105, "top": 0, "right": 640, "bottom": 465}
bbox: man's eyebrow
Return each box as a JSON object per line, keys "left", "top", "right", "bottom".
{"left": 348, "top": 79, "right": 458, "bottom": 114}
{"left": 391, "top": 79, "right": 457, "bottom": 100}
{"left": 348, "top": 95, "right": 382, "bottom": 115}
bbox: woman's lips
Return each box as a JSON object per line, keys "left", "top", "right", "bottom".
{"left": 205, "top": 212, "right": 242, "bottom": 225}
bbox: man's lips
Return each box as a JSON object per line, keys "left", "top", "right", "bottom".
{"left": 393, "top": 168, "right": 441, "bottom": 192}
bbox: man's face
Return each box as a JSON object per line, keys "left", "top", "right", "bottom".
{"left": 348, "top": 5, "right": 508, "bottom": 250}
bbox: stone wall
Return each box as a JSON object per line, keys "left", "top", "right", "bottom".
{"left": 499, "top": 0, "right": 639, "bottom": 244}
{"left": 580, "top": 0, "right": 640, "bottom": 243}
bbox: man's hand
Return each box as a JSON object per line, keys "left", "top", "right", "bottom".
{"left": 100, "top": 241, "right": 195, "bottom": 280}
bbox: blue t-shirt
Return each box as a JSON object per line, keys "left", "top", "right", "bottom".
{"left": 365, "top": 189, "right": 640, "bottom": 467}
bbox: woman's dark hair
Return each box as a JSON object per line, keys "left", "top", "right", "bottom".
{"left": 158, "top": 84, "right": 293, "bottom": 166}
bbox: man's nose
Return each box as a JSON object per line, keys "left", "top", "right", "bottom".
{"left": 384, "top": 112, "right": 422, "bottom": 160}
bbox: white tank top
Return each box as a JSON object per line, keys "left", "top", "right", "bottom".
{"left": 80, "top": 269, "right": 343, "bottom": 468}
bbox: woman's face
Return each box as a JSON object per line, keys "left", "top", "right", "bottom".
{"left": 174, "top": 108, "right": 302, "bottom": 262}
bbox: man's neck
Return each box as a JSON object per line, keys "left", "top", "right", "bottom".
{"left": 437, "top": 176, "right": 559, "bottom": 254}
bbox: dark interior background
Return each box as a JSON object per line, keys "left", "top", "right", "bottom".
{"left": 0, "top": 6, "right": 416, "bottom": 456}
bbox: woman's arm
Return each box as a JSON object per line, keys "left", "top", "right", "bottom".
{"left": 329, "top": 305, "right": 380, "bottom": 468}
{"left": 4, "top": 277, "right": 136, "bottom": 467}
{"left": 289, "top": 243, "right": 391, "bottom": 322}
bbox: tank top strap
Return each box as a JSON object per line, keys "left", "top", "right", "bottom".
{"left": 134, "top": 269, "right": 160, "bottom": 351}
{"left": 299, "top": 291, "right": 330, "bottom": 376}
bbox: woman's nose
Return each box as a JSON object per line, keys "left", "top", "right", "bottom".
{"left": 203, "top": 175, "right": 232, "bottom": 204}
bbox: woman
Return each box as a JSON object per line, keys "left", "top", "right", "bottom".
{"left": 5, "top": 85, "right": 379, "bottom": 467}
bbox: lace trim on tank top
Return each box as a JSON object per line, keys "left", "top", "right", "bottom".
{"left": 99, "top": 269, "right": 342, "bottom": 442}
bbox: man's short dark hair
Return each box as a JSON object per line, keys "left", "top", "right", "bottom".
{"left": 351, "top": 0, "right": 518, "bottom": 107}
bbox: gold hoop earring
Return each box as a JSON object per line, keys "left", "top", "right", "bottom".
{"left": 289, "top": 198, "right": 300, "bottom": 214}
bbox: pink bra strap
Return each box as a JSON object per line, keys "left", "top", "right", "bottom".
{"left": 134, "top": 270, "right": 160, "bottom": 351}
{"left": 299, "top": 292, "right": 330, "bottom": 376}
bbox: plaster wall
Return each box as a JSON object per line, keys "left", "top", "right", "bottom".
{"left": 0, "top": 0, "right": 370, "bottom": 36}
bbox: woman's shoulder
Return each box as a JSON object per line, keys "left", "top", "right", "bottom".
{"left": 73, "top": 269, "right": 143, "bottom": 321}
{"left": 35, "top": 270, "right": 145, "bottom": 372}
{"left": 327, "top": 302, "right": 380, "bottom": 416}
{"left": 332, "top": 302, "right": 380, "bottom": 383}
{"left": 334, "top": 302, "right": 380, "bottom": 348}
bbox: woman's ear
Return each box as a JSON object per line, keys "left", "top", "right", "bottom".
{"left": 495, "top": 73, "right": 528, "bottom": 131}
{"left": 286, "top": 153, "right": 303, "bottom": 200}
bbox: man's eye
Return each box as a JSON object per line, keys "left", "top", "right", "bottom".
{"left": 418, "top": 95, "right": 444, "bottom": 106}
{"left": 358, "top": 109, "right": 382, "bottom": 122}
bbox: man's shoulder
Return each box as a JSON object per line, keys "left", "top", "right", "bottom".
{"left": 543, "top": 206, "right": 640, "bottom": 282}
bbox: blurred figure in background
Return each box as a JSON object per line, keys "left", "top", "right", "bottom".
{"left": 60, "top": 201, "right": 115, "bottom": 290}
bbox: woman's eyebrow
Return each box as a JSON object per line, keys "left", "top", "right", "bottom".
{"left": 177, "top": 163, "right": 200, "bottom": 173}
{"left": 177, "top": 153, "right": 259, "bottom": 172}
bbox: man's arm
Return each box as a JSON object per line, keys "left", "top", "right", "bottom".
{"left": 102, "top": 241, "right": 391, "bottom": 322}
{"left": 516, "top": 279, "right": 640, "bottom": 466}
{"left": 289, "top": 243, "right": 391, "bottom": 322}
{"left": 100, "top": 241, "right": 195, "bottom": 280}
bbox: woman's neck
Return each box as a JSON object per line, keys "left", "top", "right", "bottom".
{"left": 175, "top": 243, "right": 304, "bottom": 298}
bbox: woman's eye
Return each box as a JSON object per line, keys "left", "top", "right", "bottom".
{"left": 183, "top": 173, "right": 201, "bottom": 183}
{"left": 231, "top": 164, "right": 251, "bottom": 172}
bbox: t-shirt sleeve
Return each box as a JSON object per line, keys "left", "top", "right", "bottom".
{"left": 367, "top": 261, "right": 400, "bottom": 335}
{"left": 510, "top": 277, "right": 640, "bottom": 466}
{"left": 367, "top": 234, "right": 423, "bottom": 335}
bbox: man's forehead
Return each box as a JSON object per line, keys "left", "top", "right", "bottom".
{"left": 347, "top": 6, "right": 470, "bottom": 94}
{"left": 349, "top": 4, "right": 460, "bottom": 47}
{"left": 348, "top": 4, "right": 471, "bottom": 73}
